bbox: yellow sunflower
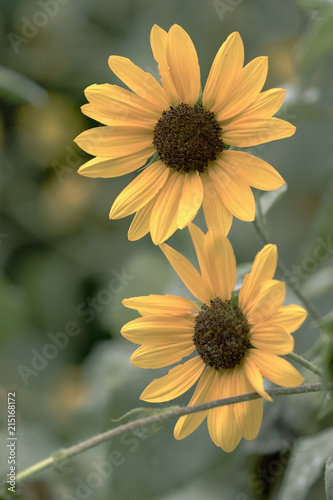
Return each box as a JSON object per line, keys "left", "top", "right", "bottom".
{"left": 75, "top": 25, "right": 295, "bottom": 245}
{"left": 121, "top": 225, "right": 307, "bottom": 451}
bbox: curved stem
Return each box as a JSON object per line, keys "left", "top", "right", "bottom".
{"left": 10, "top": 382, "right": 333, "bottom": 485}
{"left": 286, "top": 352, "right": 323, "bottom": 377}
{"left": 252, "top": 218, "right": 323, "bottom": 325}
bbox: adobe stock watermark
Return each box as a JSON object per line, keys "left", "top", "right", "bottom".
{"left": 248, "top": 235, "right": 333, "bottom": 324}
{"left": 7, "top": 0, "right": 71, "bottom": 54}
{"left": 285, "top": 235, "right": 333, "bottom": 288}
{"left": 235, "top": 439, "right": 296, "bottom": 499}
{"left": 52, "top": 96, "right": 138, "bottom": 182}
{"left": 51, "top": 144, "right": 88, "bottom": 183}
{"left": 17, "top": 267, "right": 135, "bottom": 386}
{"left": 61, "top": 423, "right": 156, "bottom": 500}
{"left": 212, "top": 0, "right": 243, "bottom": 21}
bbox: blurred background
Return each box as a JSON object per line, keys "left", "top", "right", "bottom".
{"left": 0, "top": 0, "right": 333, "bottom": 499}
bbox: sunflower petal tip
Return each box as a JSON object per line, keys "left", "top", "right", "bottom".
{"left": 231, "top": 31, "right": 242, "bottom": 41}
{"left": 73, "top": 135, "right": 81, "bottom": 146}
{"left": 265, "top": 243, "right": 278, "bottom": 253}
{"left": 150, "top": 232, "right": 160, "bottom": 245}
{"left": 177, "top": 220, "right": 188, "bottom": 230}
{"left": 77, "top": 166, "right": 88, "bottom": 177}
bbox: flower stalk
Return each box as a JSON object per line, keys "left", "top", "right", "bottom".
{"left": 286, "top": 352, "right": 323, "bottom": 377}
{"left": 9, "top": 382, "right": 333, "bottom": 486}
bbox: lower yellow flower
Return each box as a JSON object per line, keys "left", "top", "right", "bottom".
{"left": 121, "top": 225, "right": 307, "bottom": 451}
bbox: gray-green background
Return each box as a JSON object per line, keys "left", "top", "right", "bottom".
{"left": 1, "top": 0, "right": 333, "bottom": 499}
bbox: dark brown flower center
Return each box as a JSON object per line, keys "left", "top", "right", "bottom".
{"left": 193, "top": 297, "right": 251, "bottom": 370}
{"left": 153, "top": 103, "right": 224, "bottom": 173}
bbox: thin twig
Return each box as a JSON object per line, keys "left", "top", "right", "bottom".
{"left": 10, "top": 382, "right": 333, "bottom": 485}
{"left": 286, "top": 352, "right": 323, "bottom": 377}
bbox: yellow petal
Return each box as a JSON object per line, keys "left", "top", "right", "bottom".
{"left": 82, "top": 82, "right": 159, "bottom": 125}
{"left": 202, "top": 228, "right": 236, "bottom": 300}
{"left": 203, "top": 32, "right": 244, "bottom": 112}
{"left": 217, "top": 56, "right": 268, "bottom": 122}
{"left": 140, "top": 356, "right": 205, "bottom": 402}
{"left": 131, "top": 342, "right": 195, "bottom": 368}
{"left": 246, "top": 280, "right": 286, "bottom": 324}
{"left": 80, "top": 103, "right": 117, "bottom": 127}
{"left": 150, "top": 172, "right": 184, "bottom": 244}
{"left": 187, "top": 223, "right": 218, "bottom": 301}
{"left": 273, "top": 304, "right": 308, "bottom": 333}
{"left": 121, "top": 315, "right": 194, "bottom": 345}
{"left": 150, "top": 24, "right": 180, "bottom": 105}
{"left": 166, "top": 25, "right": 200, "bottom": 106}
{"left": 174, "top": 368, "right": 216, "bottom": 440}
{"left": 208, "top": 160, "right": 255, "bottom": 221}
{"left": 222, "top": 117, "right": 296, "bottom": 147}
{"left": 242, "top": 356, "right": 272, "bottom": 401}
{"left": 159, "top": 242, "right": 210, "bottom": 304}
{"left": 177, "top": 172, "right": 204, "bottom": 229}
{"left": 188, "top": 223, "right": 205, "bottom": 274}
{"left": 238, "top": 88, "right": 286, "bottom": 119}
{"left": 84, "top": 83, "right": 161, "bottom": 117}
{"left": 201, "top": 172, "right": 233, "bottom": 235}
{"left": 128, "top": 196, "right": 156, "bottom": 241}
{"left": 232, "top": 367, "right": 263, "bottom": 440}
{"left": 123, "top": 294, "right": 200, "bottom": 316}
{"left": 74, "top": 125, "right": 153, "bottom": 158}
{"left": 219, "top": 150, "right": 285, "bottom": 190}
{"left": 250, "top": 350, "right": 305, "bottom": 387}
{"left": 78, "top": 149, "right": 154, "bottom": 178}
{"left": 207, "top": 371, "right": 242, "bottom": 452}
{"left": 250, "top": 324, "right": 294, "bottom": 354}
{"left": 239, "top": 244, "right": 277, "bottom": 311}
{"left": 108, "top": 56, "right": 169, "bottom": 112}
{"left": 81, "top": 103, "right": 157, "bottom": 128}
{"left": 109, "top": 161, "right": 169, "bottom": 219}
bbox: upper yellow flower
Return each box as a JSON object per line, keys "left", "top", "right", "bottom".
{"left": 121, "top": 225, "right": 307, "bottom": 451}
{"left": 75, "top": 25, "right": 295, "bottom": 245}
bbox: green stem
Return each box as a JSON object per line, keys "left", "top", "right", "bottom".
{"left": 252, "top": 218, "right": 323, "bottom": 325}
{"left": 10, "top": 382, "right": 333, "bottom": 486}
{"left": 11, "top": 457, "right": 54, "bottom": 484}
{"left": 286, "top": 352, "right": 323, "bottom": 377}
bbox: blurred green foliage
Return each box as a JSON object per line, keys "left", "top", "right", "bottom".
{"left": 0, "top": 0, "right": 333, "bottom": 499}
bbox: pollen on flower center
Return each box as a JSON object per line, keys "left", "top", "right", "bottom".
{"left": 153, "top": 103, "right": 224, "bottom": 173}
{"left": 193, "top": 297, "right": 251, "bottom": 370}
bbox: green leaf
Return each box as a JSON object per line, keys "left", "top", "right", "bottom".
{"left": 325, "top": 448, "right": 333, "bottom": 500}
{"left": 278, "top": 428, "right": 333, "bottom": 500}
{"left": 111, "top": 406, "right": 180, "bottom": 437}
{"left": 257, "top": 184, "right": 288, "bottom": 217}
{"left": 0, "top": 66, "right": 48, "bottom": 106}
